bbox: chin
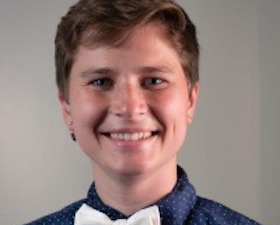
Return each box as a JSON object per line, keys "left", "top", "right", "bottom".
{"left": 112, "top": 161, "right": 154, "bottom": 177}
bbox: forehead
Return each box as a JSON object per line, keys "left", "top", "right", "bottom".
{"left": 80, "top": 22, "right": 174, "bottom": 52}
{"left": 72, "top": 24, "right": 183, "bottom": 73}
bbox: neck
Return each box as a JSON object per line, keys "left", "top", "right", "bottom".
{"left": 92, "top": 163, "right": 177, "bottom": 216}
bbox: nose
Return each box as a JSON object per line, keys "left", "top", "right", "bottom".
{"left": 110, "top": 82, "right": 148, "bottom": 119}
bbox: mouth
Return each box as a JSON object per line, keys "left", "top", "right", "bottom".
{"left": 101, "top": 131, "right": 159, "bottom": 141}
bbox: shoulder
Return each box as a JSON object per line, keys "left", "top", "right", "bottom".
{"left": 23, "top": 199, "right": 85, "bottom": 225}
{"left": 187, "top": 196, "right": 262, "bottom": 225}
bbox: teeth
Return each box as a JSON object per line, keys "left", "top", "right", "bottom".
{"left": 110, "top": 132, "right": 153, "bottom": 141}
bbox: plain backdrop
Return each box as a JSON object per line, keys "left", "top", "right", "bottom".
{"left": 0, "top": 1, "right": 279, "bottom": 225}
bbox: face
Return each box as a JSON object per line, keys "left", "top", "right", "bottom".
{"left": 60, "top": 24, "right": 199, "bottom": 177}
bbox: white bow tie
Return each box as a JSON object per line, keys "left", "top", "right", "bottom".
{"left": 74, "top": 203, "right": 161, "bottom": 225}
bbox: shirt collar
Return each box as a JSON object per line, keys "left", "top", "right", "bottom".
{"left": 157, "top": 166, "right": 197, "bottom": 224}
{"left": 86, "top": 166, "right": 197, "bottom": 224}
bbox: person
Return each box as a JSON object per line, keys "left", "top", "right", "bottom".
{"left": 24, "top": 0, "right": 262, "bottom": 224}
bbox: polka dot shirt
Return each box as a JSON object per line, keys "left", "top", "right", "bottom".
{"left": 23, "top": 167, "right": 262, "bottom": 225}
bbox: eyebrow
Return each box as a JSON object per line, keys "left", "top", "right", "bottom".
{"left": 138, "top": 66, "right": 174, "bottom": 75}
{"left": 79, "top": 65, "right": 173, "bottom": 78}
{"left": 79, "top": 68, "right": 117, "bottom": 78}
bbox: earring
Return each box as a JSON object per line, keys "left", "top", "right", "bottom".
{"left": 71, "top": 132, "right": 76, "bottom": 141}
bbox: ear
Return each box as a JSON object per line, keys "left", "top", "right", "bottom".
{"left": 58, "top": 94, "right": 74, "bottom": 131}
{"left": 186, "top": 82, "right": 200, "bottom": 124}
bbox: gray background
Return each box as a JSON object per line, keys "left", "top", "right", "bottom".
{"left": 0, "top": 1, "right": 279, "bottom": 225}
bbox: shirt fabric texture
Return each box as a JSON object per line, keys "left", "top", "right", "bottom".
{"left": 23, "top": 167, "right": 262, "bottom": 225}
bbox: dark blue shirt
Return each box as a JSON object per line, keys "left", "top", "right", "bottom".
{"left": 23, "top": 167, "right": 262, "bottom": 225}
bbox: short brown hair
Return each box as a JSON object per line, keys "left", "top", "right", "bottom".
{"left": 55, "top": 0, "right": 199, "bottom": 99}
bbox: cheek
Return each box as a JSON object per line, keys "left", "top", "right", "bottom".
{"left": 71, "top": 97, "right": 106, "bottom": 159}
{"left": 166, "top": 99, "right": 188, "bottom": 139}
{"left": 154, "top": 89, "right": 189, "bottom": 147}
{"left": 71, "top": 94, "right": 106, "bottom": 131}
{"left": 154, "top": 89, "right": 189, "bottom": 125}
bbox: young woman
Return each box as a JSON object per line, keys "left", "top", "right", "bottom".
{"left": 25, "top": 0, "right": 262, "bottom": 224}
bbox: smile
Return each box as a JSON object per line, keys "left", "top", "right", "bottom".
{"left": 102, "top": 131, "right": 158, "bottom": 141}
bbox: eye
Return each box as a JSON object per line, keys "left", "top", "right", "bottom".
{"left": 90, "top": 78, "right": 113, "bottom": 90}
{"left": 142, "top": 77, "right": 167, "bottom": 89}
